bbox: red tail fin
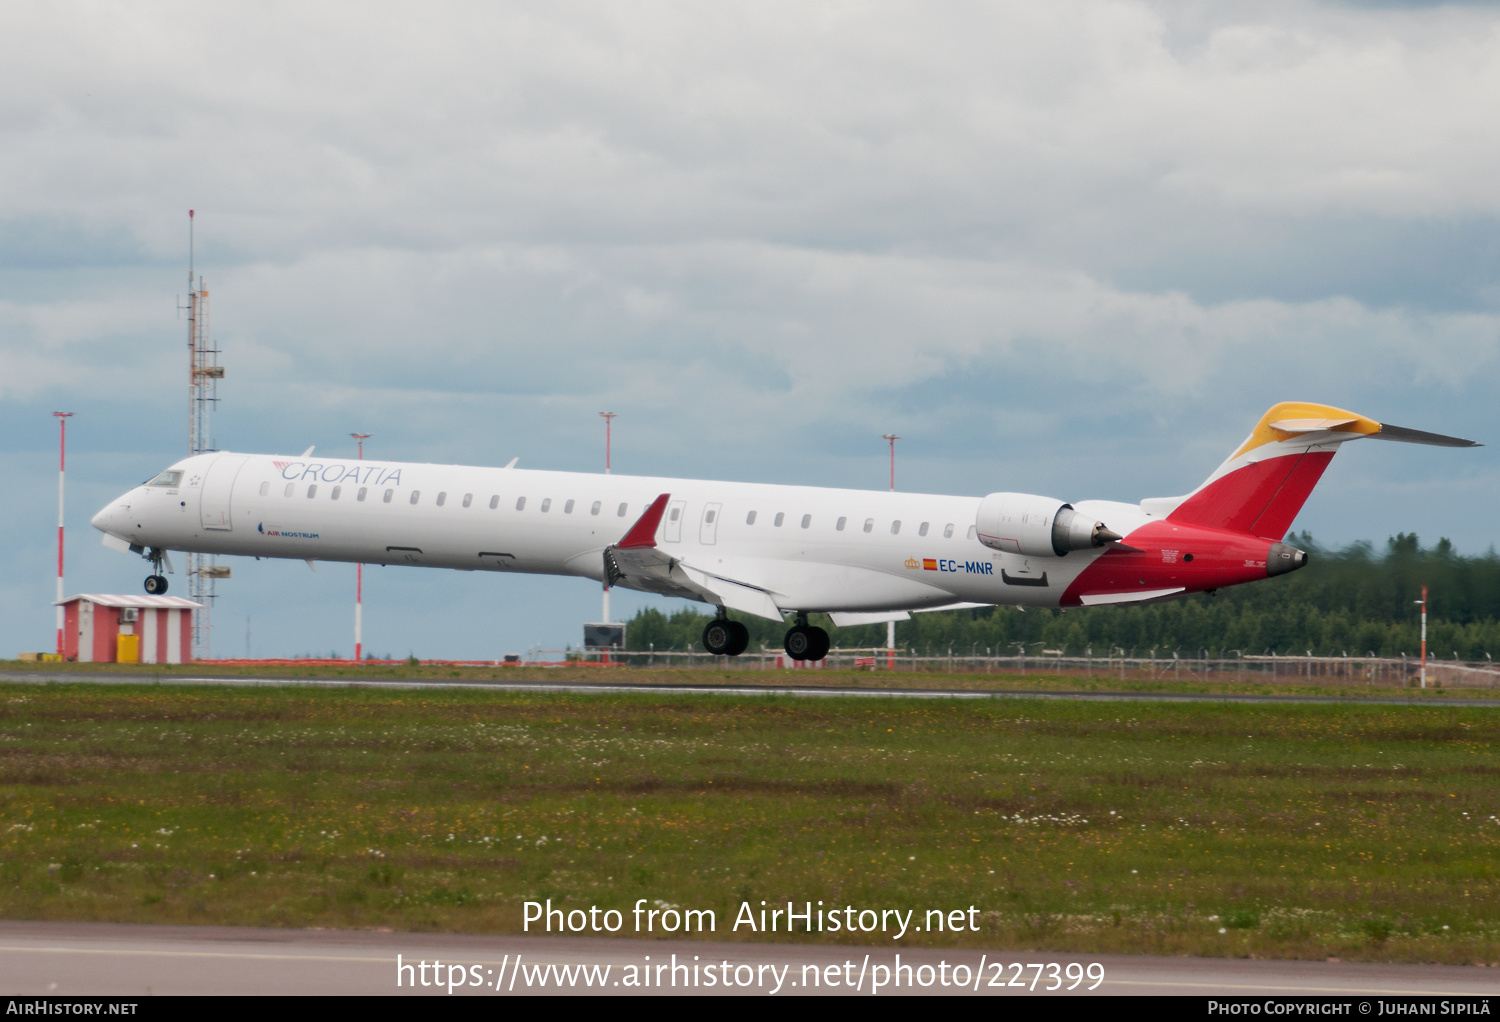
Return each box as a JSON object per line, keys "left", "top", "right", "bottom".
{"left": 1164, "top": 402, "right": 1378, "bottom": 540}
{"left": 1169, "top": 450, "right": 1335, "bottom": 539}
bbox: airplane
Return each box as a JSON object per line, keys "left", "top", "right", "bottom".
{"left": 91, "top": 401, "right": 1478, "bottom": 662}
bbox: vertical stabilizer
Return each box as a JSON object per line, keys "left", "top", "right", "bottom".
{"left": 1165, "top": 402, "right": 1379, "bottom": 539}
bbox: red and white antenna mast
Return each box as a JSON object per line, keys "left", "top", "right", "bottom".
{"left": 53, "top": 411, "right": 74, "bottom": 656}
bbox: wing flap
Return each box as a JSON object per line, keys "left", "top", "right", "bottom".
{"left": 603, "top": 546, "right": 785, "bottom": 621}
{"left": 828, "top": 610, "right": 911, "bottom": 627}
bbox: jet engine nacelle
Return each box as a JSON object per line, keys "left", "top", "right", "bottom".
{"left": 975, "top": 492, "right": 1122, "bottom": 558}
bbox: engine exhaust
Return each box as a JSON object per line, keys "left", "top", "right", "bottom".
{"left": 1266, "top": 542, "right": 1308, "bottom": 577}
{"left": 1052, "top": 507, "right": 1121, "bottom": 556}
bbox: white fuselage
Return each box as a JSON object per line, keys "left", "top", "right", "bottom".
{"left": 92, "top": 452, "right": 1152, "bottom": 614}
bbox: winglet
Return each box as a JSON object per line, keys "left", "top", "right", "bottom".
{"left": 618, "top": 493, "right": 670, "bottom": 548}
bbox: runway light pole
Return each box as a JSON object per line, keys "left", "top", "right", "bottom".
{"left": 1416, "top": 585, "right": 1428, "bottom": 689}
{"left": 53, "top": 412, "right": 74, "bottom": 657}
{"left": 882, "top": 433, "right": 900, "bottom": 668}
{"left": 599, "top": 413, "right": 617, "bottom": 627}
{"left": 351, "top": 433, "right": 371, "bottom": 662}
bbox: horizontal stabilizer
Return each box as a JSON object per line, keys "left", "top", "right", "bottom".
{"left": 1267, "top": 417, "right": 1358, "bottom": 433}
{"left": 1368, "top": 423, "right": 1481, "bottom": 448}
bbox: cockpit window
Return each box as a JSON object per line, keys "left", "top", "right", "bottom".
{"left": 148, "top": 470, "right": 183, "bottom": 487}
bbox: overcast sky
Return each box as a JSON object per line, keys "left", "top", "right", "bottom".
{"left": 3, "top": 1, "right": 1497, "bottom": 658}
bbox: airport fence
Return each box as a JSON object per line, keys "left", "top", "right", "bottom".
{"left": 192, "top": 652, "right": 1500, "bottom": 688}
{"left": 519, "top": 649, "right": 1500, "bottom": 688}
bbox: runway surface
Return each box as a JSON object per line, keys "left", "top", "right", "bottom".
{"left": 1, "top": 920, "right": 1496, "bottom": 997}
{"left": 4, "top": 670, "right": 1496, "bottom": 707}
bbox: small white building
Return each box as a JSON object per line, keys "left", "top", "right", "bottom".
{"left": 56, "top": 594, "right": 203, "bottom": 664}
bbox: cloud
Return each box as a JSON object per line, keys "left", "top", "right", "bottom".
{"left": 0, "top": 1, "right": 1496, "bottom": 656}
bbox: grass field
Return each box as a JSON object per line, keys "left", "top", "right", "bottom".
{"left": 0, "top": 676, "right": 1496, "bottom": 963}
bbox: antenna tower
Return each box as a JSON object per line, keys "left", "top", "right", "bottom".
{"left": 183, "top": 210, "right": 226, "bottom": 658}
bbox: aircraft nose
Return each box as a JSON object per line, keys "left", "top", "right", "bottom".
{"left": 92, "top": 496, "right": 126, "bottom": 533}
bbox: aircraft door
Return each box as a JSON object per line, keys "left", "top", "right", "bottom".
{"left": 664, "top": 499, "right": 686, "bottom": 543}
{"left": 199, "top": 454, "right": 250, "bottom": 531}
{"left": 700, "top": 502, "right": 722, "bottom": 545}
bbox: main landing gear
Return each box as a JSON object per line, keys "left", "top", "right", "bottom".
{"left": 784, "top": 614, "right": 830, "bottom": 662}
{"left": 702, "top": 611, "right": 750, "bottom": 657}
{"left": 143, "top": 547, "right": 168, "bottom": 596}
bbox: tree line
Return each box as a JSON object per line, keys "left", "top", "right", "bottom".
{"left": 622, "top": 533, "right": 1500, "bottom": 659}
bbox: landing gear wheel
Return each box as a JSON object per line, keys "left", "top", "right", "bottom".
{"left": 724, "top": 621, "right": 750, "bottom": 657}
{"left": 785, "top": 625, "right": 831, "bottom": 661}
{"left": 703, "top": 619, "right": 735, "bottom": 656}
{"left": 144, "top": 574, "right": 168, "bottom": 596}
{"left": 804, "top": 626, "right": 830, "bottom": 661}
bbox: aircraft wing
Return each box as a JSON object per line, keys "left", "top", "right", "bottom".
{"left": 603, "top": 495, "right": 784, "bottom": 621}
{"left": 603, "top": 493, "right": 961, "bottom": 623}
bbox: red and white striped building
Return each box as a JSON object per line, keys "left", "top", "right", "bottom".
{"left": 55, "top": 595, "right": 202, "bottom": 664}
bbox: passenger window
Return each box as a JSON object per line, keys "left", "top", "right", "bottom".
{"left": 919, "top": 522, "right": 929, "bottom": 537}
{"left": 307, "top": 485, "right": 318, "bottom": 499}
{"left": 774, "top": 512, "right": 784, "bottom": 527}
{"left": 836, "top": 516, "right": 846, "bottom": 531}
{"left": 891, "top": 520, "right": 901, "bottom": 535}
{"left": 541, "top": 498, "right": 551, "bottom": 512}
{"left": 436, "top": 492, "right": 447, "bottom": 507}
{"left": 462, "top": 493, "right": 473, "bottom": 508}
{"left": 331, "top": 486, "right": 341, "bottom": 500}
{"left": 564, "top": 499, "right": 575, "bottom": 514}
{"left": 863, "top": 518, "right": 874, "bottom": 533}
{"left": 617, "top": 503, "right": 628, "bottom": 517}
{"left": 358, "top": 487, "right": 368, "bottom": 502}
{"left": 516, "top": 497, "right": 526, "bottom": 511}
{"left": 943, "top": 523, "right": 954, "bottom": 538}
{"left": 669, "top": 507, "right": 680, "bottom": 522}
{"left": 706, "top": 509, "right": 717, "bottom": 524}
{"left": 489, "top": 495, "right": 499, "bottom": 509}
{"left": 285, "top": 483, "right": 295, "bottom": 497}
{"left": 800, "top": 514, "right": 811, "bottom": 529}
{"left": 258, "top": 481, "right": 269, "bottom": 497}
{"left": 383, "top": 489, "right": 393, "bottom": 503}
{"left": 591, "top": 501, "right": 601, "bottom": 516}
{"left": 967, "top": 525, "right": 977, "bottom": 540}
{"left": 747, "top": 511, "right": 757, "bottom": 525}
{"left": 410, "top": 491, "right": 421, "bottom": 505}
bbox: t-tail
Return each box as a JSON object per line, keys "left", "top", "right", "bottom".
{"left": 1143, "top": 401, "right": 1480, "bottom": 544}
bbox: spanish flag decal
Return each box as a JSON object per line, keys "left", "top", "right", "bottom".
{"left": 922, "top": 558, "right": 938, "bottom": 571}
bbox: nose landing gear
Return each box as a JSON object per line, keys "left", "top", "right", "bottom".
{"left": 143, "top": 547, "right": 169, "bottom": 596}
{"left": 702, "top": 611, "right": 750, "bottom": 657}
{"left": 783, "top": 614, "right": 830, "bottom": 662}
